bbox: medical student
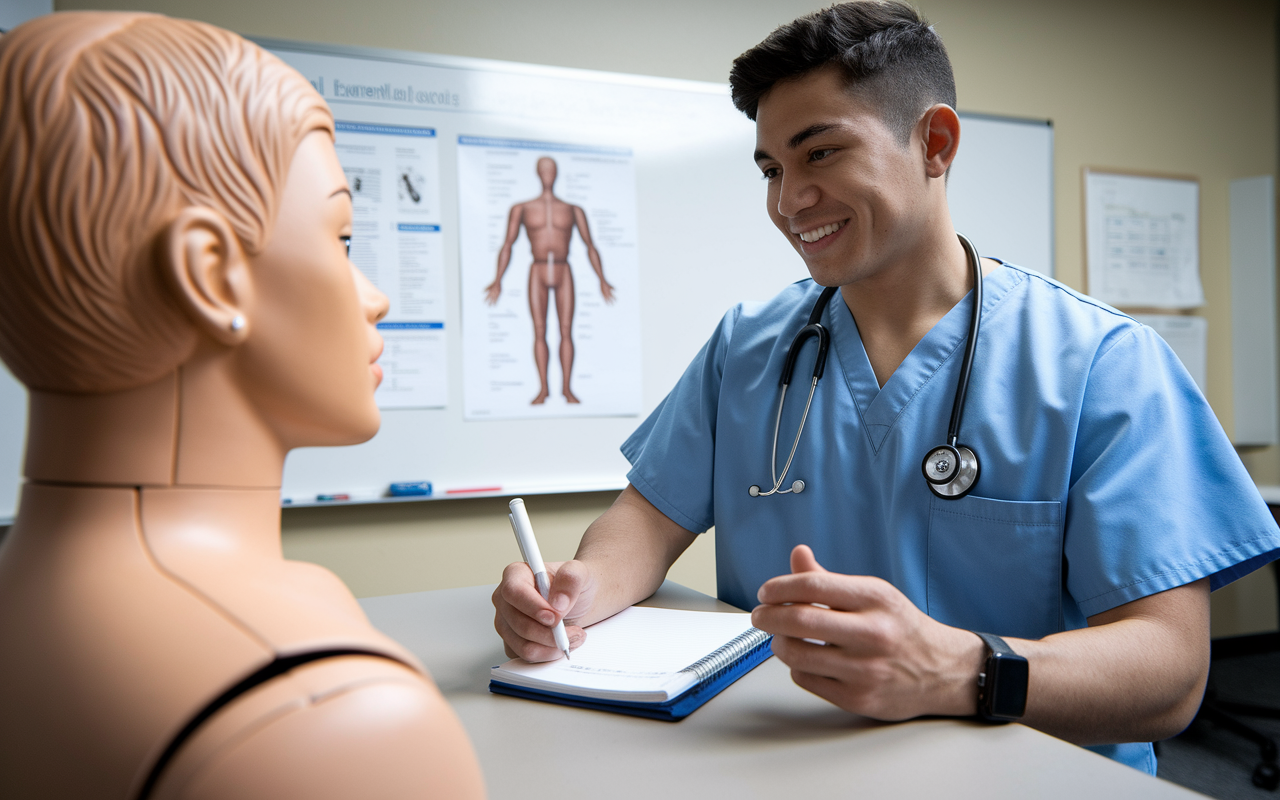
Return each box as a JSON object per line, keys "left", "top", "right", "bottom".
{"left": 492, "top": 1, "right": 1280, "bottom": 772}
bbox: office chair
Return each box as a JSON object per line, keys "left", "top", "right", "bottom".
{"left": 1191, "top": 550, "right": 1280, "bottom": 790}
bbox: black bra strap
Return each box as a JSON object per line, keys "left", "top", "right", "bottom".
{"left": 135, "top": 648, "right": 407, "bottom": 800}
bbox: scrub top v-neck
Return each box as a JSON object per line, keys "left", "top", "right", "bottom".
{"left": 823, "top": 266, "right": 994, "bottom": 457}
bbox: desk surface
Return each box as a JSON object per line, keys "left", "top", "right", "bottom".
{"left": 360, "top": 582, "right": 1202, "bottom": 800}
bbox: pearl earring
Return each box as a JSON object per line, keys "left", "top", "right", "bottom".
{"left": 230, "top": 315, "right": 245, "bottom": 331}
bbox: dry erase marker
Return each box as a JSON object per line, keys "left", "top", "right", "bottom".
{"left": 508, "top": 498, "right": 571, "bottom": 661}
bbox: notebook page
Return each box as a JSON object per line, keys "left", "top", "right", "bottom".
{"left": 491, "top": 606, "right": 758, "bottom": 702}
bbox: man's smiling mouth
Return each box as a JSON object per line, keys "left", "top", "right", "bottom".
{"left": 797, "top": 221, "right": 844, "bottom": 243}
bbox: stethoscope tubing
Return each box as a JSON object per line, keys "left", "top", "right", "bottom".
{"left": 750, "top": 233, "right": 983, "bottom": 499}
{"left": 750, "top": 286, "right": 837, "bottom": 497}
{"left": 754, "top": 376, "right": 819, "bottom": 497}
{"left": 946, "top": 233, "right": 983, "bottom": 448}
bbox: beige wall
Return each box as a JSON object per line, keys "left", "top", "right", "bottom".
{"left": 27, "top": 0, "right": 1279, "bottom": 635}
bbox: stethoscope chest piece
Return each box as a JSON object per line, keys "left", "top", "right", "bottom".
{"left": 922, "top": 443, "right": 980, "bottom": 499}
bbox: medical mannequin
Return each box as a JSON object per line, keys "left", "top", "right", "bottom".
{"left": 0, "top": 13, "right": 484, "bottom": 799}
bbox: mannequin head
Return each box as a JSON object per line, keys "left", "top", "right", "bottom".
{"left": 0, "top": 12, "right": 335, "bottom": 394}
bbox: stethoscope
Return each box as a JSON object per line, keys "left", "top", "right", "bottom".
{"left": 748, "top": 233, "right": 984, "bottom": 501}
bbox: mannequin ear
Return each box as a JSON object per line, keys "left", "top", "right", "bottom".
{"left": 919, "top": 104, "right": 961, "bottom": 179}
{"left": 160, "top": 207, "right": 253, "bottom": 346}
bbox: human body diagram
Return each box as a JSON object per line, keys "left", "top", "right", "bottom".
{"left": 484, "top": 157, "right": 615, "bottom": 405}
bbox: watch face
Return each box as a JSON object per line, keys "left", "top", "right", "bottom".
{"left": 988, "top": 653, "right": 1029, "bottom": 719}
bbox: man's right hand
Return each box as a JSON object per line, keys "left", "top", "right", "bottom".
{"left": 491, "top": 485, "right": 699, "bottom": 663}
{"left": 492, "top": 558, "right": 598, "bottom": 662}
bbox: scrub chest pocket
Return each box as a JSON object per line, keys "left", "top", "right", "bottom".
{"left": 926, "top": 495, "right": 1063, "bottom": 640}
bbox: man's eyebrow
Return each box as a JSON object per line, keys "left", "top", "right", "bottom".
{"left": 787, "top": 123, "right": 839, "bottom": 150}
{"left": 329, "top": 187, "right": 352, "bottom": 199}
{"left": 754, "top": 123, "right": 843, "bottom": 163}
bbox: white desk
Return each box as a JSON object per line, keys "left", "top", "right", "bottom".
{"left": 360, "top": 582, "right": 1203, "bottom": 799}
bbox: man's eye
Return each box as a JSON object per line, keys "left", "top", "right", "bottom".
{"left": 760, "top": 167, "right": 779, "bottom": 181}
{"left": 340, "top": 235, "right": 352, "bottom": 257}
{"left": 810, "top": 148, "right": 836, "bottom": 162}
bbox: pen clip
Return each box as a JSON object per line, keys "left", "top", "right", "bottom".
{"left": 509, "top": 513, "right": 531, "bottom": 564}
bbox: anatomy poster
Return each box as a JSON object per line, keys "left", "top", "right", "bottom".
{"left": 334, "top": 121, "right": 448, "bottom": 408}
{"left": 457, "top": 136, "right": 641, "bottom": 420}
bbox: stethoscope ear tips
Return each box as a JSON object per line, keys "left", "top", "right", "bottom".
{"left": 748, "top": 480, "right": 804, "bottom": 497}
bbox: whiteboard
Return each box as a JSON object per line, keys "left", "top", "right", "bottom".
{"left": 947, "top": 113, "right": 1054, "bottom": 274}
{"left": 0, "top": 38, "right": 1053, "bottom": 521}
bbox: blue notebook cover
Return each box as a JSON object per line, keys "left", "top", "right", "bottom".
{"left": 489, "top": 635, "right": 773, "bottom": 721}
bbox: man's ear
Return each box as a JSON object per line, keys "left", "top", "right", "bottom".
{"left": 919, "top": 104, "right": 961, "bottom": 179}
{"left": 160, "top": 207, "right": 253, "bottom": 346}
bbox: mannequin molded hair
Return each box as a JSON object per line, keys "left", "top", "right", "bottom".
{"left": 0, "top": 12, "right": 333, "bottom": 393}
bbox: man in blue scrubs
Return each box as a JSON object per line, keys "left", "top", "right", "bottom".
{"left": 493, "top": 1, "right": 1280, "bottom": 771}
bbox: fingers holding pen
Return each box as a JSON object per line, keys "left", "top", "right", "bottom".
{"left": 492, "top": 559, "right": 594, "bottom": 662}
{"left": 545, "top": 559, "right": 596, "bottom": 625}
{"left": 494, "top": 601, "right": 583, "bottom": 662}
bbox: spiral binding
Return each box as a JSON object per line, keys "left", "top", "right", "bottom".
{"left": 678, "top": 627, "right": 772, "bottom": 683}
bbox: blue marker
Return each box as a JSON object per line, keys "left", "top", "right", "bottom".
{"left": 389, "top": 481, "right": 433, "bottom": 497}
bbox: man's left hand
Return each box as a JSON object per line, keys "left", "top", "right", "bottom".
{"left": 751, "top": 544, "right": 984, "bottom": 721}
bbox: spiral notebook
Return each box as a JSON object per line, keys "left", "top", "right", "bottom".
{"left": 489, "top": 606, "right": 773, "bottom": 721}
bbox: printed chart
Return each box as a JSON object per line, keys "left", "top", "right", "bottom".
{"left": 1085, "top": 171, "right": 1202, "bottom": 309}
{"left": 334, "top": 121, "right": 448, "bottom": 408}
{"left": 458, "top": 137, "right": 642, "bottom": 420}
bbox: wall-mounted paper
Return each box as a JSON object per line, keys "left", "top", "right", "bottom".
{"left": 334, "top": 121, "right": 448, "bottom": 410}
{"left": 1085, "top": 171, "right": 1202, "bottom": 308}
{"left": 458, "top": 137, "right": 642, "bottom": 420}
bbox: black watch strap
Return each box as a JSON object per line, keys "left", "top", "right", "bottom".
{"left": 975, "top": 631, "right": 1028, "bottom": 723}
{"left": 975, "top": 631, "right": 1015, "bottom": 657}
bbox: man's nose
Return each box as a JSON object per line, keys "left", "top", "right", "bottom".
{"left": 776, "top": 174, "right": 819, "bottom": 218}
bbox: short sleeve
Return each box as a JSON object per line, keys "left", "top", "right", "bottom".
{"left": 1065, "top": 324, "right": 1280, "bottom": 617}
{"left": 621, "top": 306, "right": 742, "bottom": 534}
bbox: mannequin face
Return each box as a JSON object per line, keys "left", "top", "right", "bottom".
{"left": 234, "top": 130, "right": 389, "bottom": 449}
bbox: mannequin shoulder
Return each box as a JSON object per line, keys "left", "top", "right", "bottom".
{"left": 151, "top": 655, "right": 485, "bottom": 800}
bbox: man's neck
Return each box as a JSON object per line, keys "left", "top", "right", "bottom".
{"left": 837, "top": 231, "right": 980, "bottom": 388}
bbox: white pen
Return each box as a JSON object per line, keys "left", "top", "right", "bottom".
{"left": 508, "top": 498, "right": 572, "bottom": 661}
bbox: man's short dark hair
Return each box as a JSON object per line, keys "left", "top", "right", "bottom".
{"left": 729, "top": 1, "right": 956, "bottom": 145}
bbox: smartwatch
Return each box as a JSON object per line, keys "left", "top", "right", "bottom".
{"left": 974, "top": 632, "right": 1028, "bottom": 723}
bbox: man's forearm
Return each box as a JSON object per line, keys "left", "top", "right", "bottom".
{"left": 754, "top": 552, "right": 1210, "bottom": 745}
{"left": 1011, "top": 578, "right": 1210, "bottom": 745}
{"left": 572, "top": 485, "right": 698, "bottom": 626}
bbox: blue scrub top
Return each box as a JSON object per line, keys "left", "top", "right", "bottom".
{"left": 623, "top": 263, "right": 1280, "bottom": 774}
